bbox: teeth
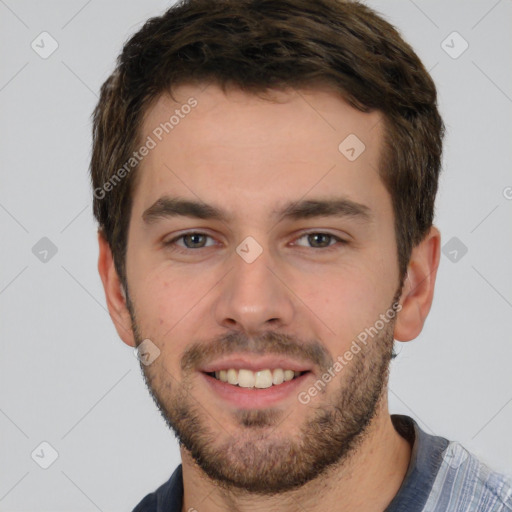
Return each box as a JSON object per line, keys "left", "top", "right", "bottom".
{"left": 227, "top": 368, "right": 238, "bottom": 385}
{"left": 238, "top": 369, "right": 255, "bottom": 388}
{"left": 212, "top": 368, "right": 303, "bottom": 388}
{"left": 254, "top": 369, "right": 273, "bottom": 388}
{"left": 284, "top": 369, "right": 295, "bottom": 381}
{"left": 272, "top": 368, "right": 284, "bottom": 385}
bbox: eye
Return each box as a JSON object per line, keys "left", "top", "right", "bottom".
{"left": 164, "top": 232, "right": 216, "bottom": 250}
{"left": 293, "top": 232, "right": 347, "bottom": 250}
{"left": 162, "top": 231, "right": 347, "bottom": 253}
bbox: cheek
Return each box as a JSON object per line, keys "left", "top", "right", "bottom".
{"left": 129, "top": 272, "right": 180, "bottom": 335}
{"left": 301, "top": 261, "right": 391, "bottom": 343}
{"left": 131, "top": 280, "right": 190, "bottom": 375}
{"left": 130, "top": 266, "right": 214, "bottom": 342}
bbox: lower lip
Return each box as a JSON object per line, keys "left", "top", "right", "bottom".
{"left": 201, "top": 372, "right": 311, "bottom": 409}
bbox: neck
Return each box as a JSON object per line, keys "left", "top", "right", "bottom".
{"left": 181, "top": 395, "right": 412, "bottom": 512}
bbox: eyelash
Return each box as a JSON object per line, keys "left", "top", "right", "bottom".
{"left": 163, "top": 231, "right": 348, "bottom": 253}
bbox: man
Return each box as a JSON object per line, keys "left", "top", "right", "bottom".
{"left": 91, "top": 0, "right": 512, "bottom": 510}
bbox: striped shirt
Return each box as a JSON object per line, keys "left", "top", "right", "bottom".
{"left": 133, "top": 414, "right": 512, "bottom": 511}
{"left": 386, "top": 415, "right": 512, "bottom": 511}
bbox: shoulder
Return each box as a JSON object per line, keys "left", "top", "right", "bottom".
{"left": 132, "top": 465, "right": 183, "bottom": 512}
{"left": 388, "top": 415, "right": 512, "bottom": 512}
{"left": 132, "top": 492, "right": 157, "bottom": 512}
{"left": 425, "top": 441, "right": 512, "bottom": 511}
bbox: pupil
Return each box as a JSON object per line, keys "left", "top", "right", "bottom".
{"left": 185, "top": 234, "right": 205, "bottom": 248}
{"left": 309, "top": 233, "right": 330, "bottom": 247}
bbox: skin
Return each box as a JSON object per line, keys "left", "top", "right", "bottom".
{"left": 98, "top": 84, "right": 440, "bottom": 511}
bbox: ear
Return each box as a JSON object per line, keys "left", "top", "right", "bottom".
{"left": 394, "top": 226, "right": 441, "bottom": 342}
{"left": 97, "top": 231, "right": 136, "bottom": 347}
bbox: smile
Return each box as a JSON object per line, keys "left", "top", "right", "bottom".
{"left": 207, "top": 368, "right": 306, "bottom": 388}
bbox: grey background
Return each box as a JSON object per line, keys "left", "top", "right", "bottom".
{"left": 1, "top": 0, "right": 511, "bottom": 510}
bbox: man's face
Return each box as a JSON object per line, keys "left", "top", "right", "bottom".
{"left": 124, "top": 84, "right": 402, "bottom": 492}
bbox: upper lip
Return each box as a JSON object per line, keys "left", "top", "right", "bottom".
{"left": 200, "top": 354, "right": 313, "bottom": 373}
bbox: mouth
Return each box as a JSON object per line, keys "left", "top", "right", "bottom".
{"left": 199, "top": 355, "right": 315, "bottom": 408}
{"left": 200, "top": 367, "right": 313, "bottom": 409}
{"left": 205, "top": 368, "right": 308, "bottom": 389}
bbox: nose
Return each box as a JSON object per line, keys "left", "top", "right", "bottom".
{"left": 212, "top": 244, "right": 295, "bottom": 335}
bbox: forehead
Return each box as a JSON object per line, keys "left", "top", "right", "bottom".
{"left": 132, "top": 84, "right": 389, "bottom": 223}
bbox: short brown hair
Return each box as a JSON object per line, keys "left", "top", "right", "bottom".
{"left": 90, "top": 0, "right": 444, "bottom": 288}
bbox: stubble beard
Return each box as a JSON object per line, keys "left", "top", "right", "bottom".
{"left": 128, "top": 294, "right": 397, "bottom": 495}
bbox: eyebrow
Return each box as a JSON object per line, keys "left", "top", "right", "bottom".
{"left": 142, "top": 196, "right": 373, "bottom": 225}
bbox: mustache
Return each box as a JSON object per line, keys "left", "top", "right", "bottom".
{"left": 181, "top": 331, "right": 334, "bottom": 373}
